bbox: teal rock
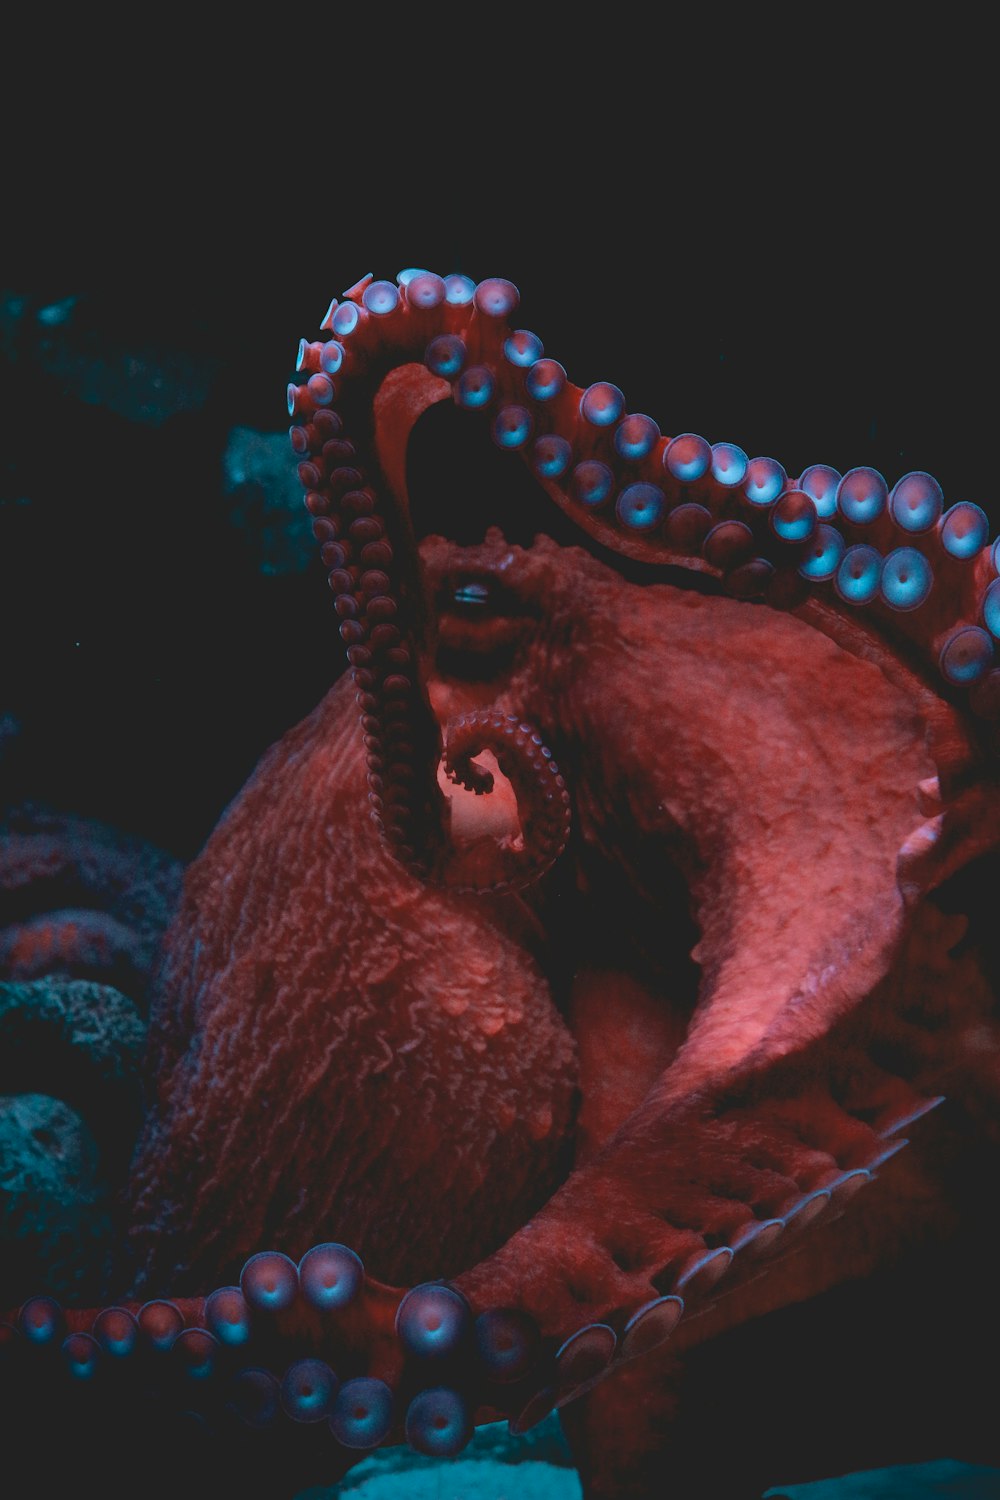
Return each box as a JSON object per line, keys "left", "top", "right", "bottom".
{"left": 765, "top": 1457, "right": 1000, "bottom": 1498}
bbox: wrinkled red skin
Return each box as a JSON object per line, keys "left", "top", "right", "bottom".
{"left": 117, "top": 530, "right": 1000, "bottom": 1497}
{"left": 5, "top": 280, "right": 1000, "bottom": 1499}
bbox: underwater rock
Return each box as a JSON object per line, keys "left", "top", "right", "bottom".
{"left": 1, "top": 291, "right": 215, "bottom": 425}
{"left": 765, "top": 1457, "right": 1000, "bottom": 1498}
{"left": 317, "top": 1416, "right": 579, "bottom": 1500}
{"left": 0, "top": 978, "right": 146, "bottom": 1122}
{"left": 0, "top": 978, "right": 146, "bottom": 1298}
{"left": 224, "top": 426, "right": 315, "bottom": 575}
{"left": 325, "top": 1458, "right": 581, "bottom": 1500}
{"left": 0, "top": 1091, "right": 113, "bottom": 1301}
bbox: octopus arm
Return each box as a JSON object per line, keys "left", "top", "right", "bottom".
{"left": 457, "top": 594, "right": 950, "bottom": 1357}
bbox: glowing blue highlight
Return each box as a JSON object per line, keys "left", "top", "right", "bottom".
{"left": 396, "top": 1285, "right": 470, "bottom": 1359}
{"left": 332, "top": 302, "right": 360, "bottom": 337}
{"left": 984, "top": 578, "right": 1000, "bottom": 638}
{"left": 993, "top": 537, "right": 1000, "bottom": 573}
{"left": 771, "top": 490, "right": 818, "bottom": 543}
{"left": 425, "top": 335, "right": 467, "bottom": 379}
{"left": 890, "top": 471, "right": 944, "bottom": 532}
{"left": 571, "top": 461, "right": 614, "bottom": 508}
{"left": 63, "top": 1333, "right": 101, "bottom": 1380}
{"left": 299, "top": 1243, "right": 364, "bottom": 1311}
{"left": 799, "top": 464, "right": 841, "bottom": 519}
{"left": 616, "top": 482, "right": 666, "bottom": 531}
{"left": 320, "top": 341, "right": 344, "bottom": 375}
{"left": 504, "top": 330, "right": 543, "bottom": 367}
{"left": 330, "top": 1378, "right": 394, "bottom": 1448}
{"left": 454, "top": 582, "right": 490, "bottom": 606}
{"left": 363, "top": 280, "right": 399, "bottom": 315}
{"left": 37, "top": 297, "right": 76, "bottom": 326}
{"left": 204, "top": 1288, "right": 251, "bottom": 1347}
{"left": 581, "top": 382, "right": 626, "bottom": 427}
{"left": 19, "top": 1297, "right": 62, "bottom": 1345}
{"left": 173, "top": 1328, "right": 217, "bottom": 1380}
{"left": 614, "top": 414, "right": 660, "bottom": 461}
{"left": 835, "top": 544, "right": 883, "bottom": 604}
{"left": 444, "top": 274, "right": 476, "bottom": 306}
{"left": 532, "top": 434, "right": 572, "bottom": 477}
{"left": 93, "top": 1309, "right": 138, "bottom": 1358}
{"left": 711, "top": 441, "right": 748, "bottom": 487}
{"left": 743, "top": 456, "right": 786, "bottom": 507}
{"left": 525, "top": 359, "right": 566, "bottom": 401}
{"left": 665, "top": 433, "right": 712, "bottom": 482}
{"left": 281, "top": 1359, "right": 338, "bottom": 1422}
{"left": 940, "top": 626, "right": 994, "bottom": 684}
{"left": 880, "top": 547, "right": 933, "bottom": 611}
{"left": 941, "top": 503, "right": 989, "bottom": 559}
{"left": 240, "top": 1251, "right": 299, "bottom": 1313}
{"left": 493, "top": 405, "right": 533, "bottom": 448}
{"left": 455, "top": 366, "right": 495, "bottom": 408}
{"left": 396, "top": 267, "right": 430, "bottom": 286}
{"left": 137, "top": 1300, "right": 183, "bottom": 1352}
{"left": 837, "top": 467, "right": 887, "bottom": 525}
{"left": 405, "top": 1387, "right": 471, "bottom": 1457}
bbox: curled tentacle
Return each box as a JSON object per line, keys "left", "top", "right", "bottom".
{"left": 441, "top": 711, "right": 571, "bottom": 893}
{"left": 292, "top": 298, "right": 572, "bottom": 893}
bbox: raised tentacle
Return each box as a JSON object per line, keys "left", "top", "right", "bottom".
{"left": 290, "top": 279, "right": 572, "bottom": 891}
{"left": 289, "top": 268, "right": 1000, "bottom": 833}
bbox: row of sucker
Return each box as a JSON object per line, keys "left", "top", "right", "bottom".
{"left": 2, "top": 1242, "right": 542, "bottom": 1458}
{"left": 289, "top": 269, "right": 1000, "bottom": 752}
{"left": 2, "top": 1100, "right": 926, "bottom": 1451}
{"left": 289, "top": 272, "right": 572, "bottom": 890}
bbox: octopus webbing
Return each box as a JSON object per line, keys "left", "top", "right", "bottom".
{"left": 3, "top": 268, "right": 1000, "bottom": 1500}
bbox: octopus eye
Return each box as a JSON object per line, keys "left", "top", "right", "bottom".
{"left": 453, "top": 579, "right": 492, "bottom": 609}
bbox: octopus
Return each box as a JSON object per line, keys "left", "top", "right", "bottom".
{"left": 3, "top": 268, "right": 1000, "bottom": 1500}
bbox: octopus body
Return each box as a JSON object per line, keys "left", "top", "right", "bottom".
{"left": 3, "top": 270, "right": 1000, "bottom": 1500}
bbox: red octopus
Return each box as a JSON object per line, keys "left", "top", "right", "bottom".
{"left": 4, "top": 270, "right": 1000, "bottom": 1500}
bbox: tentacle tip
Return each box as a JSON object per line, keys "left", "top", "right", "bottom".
{"left": 877, "top": 1095, "right": 945, "bottom": 1138}
{"left": 509, "top": 1385, "right": 556, "bottom": 1436}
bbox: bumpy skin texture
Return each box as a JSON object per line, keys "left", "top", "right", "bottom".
{"left": 5, "top": 274, "right": 1000, "bottom": 1500}
{"left": 124, "top": 668, "right": 577, "bottom": 1296}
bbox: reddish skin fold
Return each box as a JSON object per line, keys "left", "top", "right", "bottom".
{"left": 4, "top": 272, "right": 1000, "bottom": 1499}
